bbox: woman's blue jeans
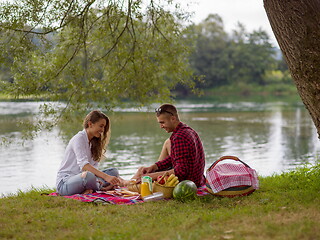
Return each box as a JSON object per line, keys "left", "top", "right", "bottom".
{"left": 57, "top": 167, "right": 119, "bottom": 196}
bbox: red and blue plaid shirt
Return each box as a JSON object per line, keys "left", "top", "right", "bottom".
{"left": 155, "top": 122, "right": 205, "bottom": 187}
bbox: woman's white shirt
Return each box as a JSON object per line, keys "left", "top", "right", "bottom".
{"left": 56, "top": 129, "right": 99, "bottom": 187}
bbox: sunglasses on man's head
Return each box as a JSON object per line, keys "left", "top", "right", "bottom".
{"left": 155, "top": 107, "right": 173, "bottom": 116}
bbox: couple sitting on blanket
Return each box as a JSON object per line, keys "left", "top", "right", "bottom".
{"left": 56, "top": 104, "right": 206, "bottom": 196}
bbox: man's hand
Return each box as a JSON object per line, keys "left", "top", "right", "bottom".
{"left": 146, "top": 169, "right": 175, "bottom": 181}
{"left": 130, "top": 164, "right": 159, "bottom": 183}
{"left": 141, "top": 164, "right": 158, "bottom": 174}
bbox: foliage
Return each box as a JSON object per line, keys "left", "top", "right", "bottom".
{"left": 227, "top": 23, "right": 276, "bottom": 85}
{"left": 1, "top": 163, "right": 320, "bottom": 239}
{"left": 178, "top": 15, "right": 292, "bottom": 96}
{"left": 189, "top": 14, "right": 229, "bottom": 88}
{"left": 0, "top": 0, "right": 198, "bottom": 135}
{"left": 0, "top": 1, "right": 295, "bottom": 137}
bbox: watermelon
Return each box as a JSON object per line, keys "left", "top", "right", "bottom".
{"left": 173, "top": 180, "right": 197, "bottom": 202}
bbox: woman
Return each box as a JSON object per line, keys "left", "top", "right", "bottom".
{"left": 56, "top": 110, "right": 121, "bottom": 196}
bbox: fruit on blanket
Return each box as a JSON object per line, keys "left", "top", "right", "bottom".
{"left": 165, "top": 174, "right": 179, "bottom": 187}
{"left": 173, "top": 180, "right": 197, "bottom": 202}
{"left": 157, "top": 175, "right": 165, "bottom": 185}
{"left": 166, "top": 174, "right": 175, "bottom": 182}
{"left": 156, "top": 175, "right": 168, "bottom": 185}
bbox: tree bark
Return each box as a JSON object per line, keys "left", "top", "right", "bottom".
{"left": 264, "top": 0, "right": 320, "bottom": 138}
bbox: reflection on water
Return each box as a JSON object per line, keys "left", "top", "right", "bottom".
{"left": 0, "top": 101, "right": 319, "bottom": 196}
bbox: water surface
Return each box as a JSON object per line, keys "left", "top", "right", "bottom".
{"left": 1, "top": 100, "right": 319, "bottom": 196}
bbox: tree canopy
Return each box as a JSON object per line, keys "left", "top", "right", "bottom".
{"left": 0, "top": 0, "right": 292, "bottom": 138}
{"left": 0, "top": 0, "right": 198, "bottom": 133}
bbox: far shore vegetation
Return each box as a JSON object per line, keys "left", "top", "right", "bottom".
{"left": 1, "top": 162, "right": 319, "bottom": 240}
{"left": 0, "top": 82, "right": 300, "bottom": 103}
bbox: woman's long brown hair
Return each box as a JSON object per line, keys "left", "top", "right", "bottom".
{"left": 83, "top": 110, "right": 110, "bottom": 161}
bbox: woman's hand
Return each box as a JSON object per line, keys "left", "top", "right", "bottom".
{"left": 104, "top": 174, "right": 121, "bottom": 186}
{"left": 82, "top": 164, "right": 121, "bottom": 187}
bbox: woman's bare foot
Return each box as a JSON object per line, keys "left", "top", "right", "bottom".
{"left": 82, "top": 189, "right": 93, "bottom": 194}
{"left": 100, "top": 185, "right": 115, "bottom": 191}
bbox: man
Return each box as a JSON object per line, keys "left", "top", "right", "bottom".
{"left": 133, "top": 104, "right": 205, "bottom": 187}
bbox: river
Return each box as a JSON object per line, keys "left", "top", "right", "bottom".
{"left": 1, "top": 100, "right": 319, "bottom": 196}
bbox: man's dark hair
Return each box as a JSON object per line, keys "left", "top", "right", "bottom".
{"left": 155, "top": 104, "right": 179, "bottom": 119}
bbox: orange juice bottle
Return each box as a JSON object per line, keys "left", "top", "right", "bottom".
{"left": 141, "top": 182, "right": 152, "bottom": 197}
{"left": 141, "top": 176, "right": 153, "bottom": 197}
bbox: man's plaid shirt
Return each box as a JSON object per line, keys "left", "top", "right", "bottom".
{"left": 155, "top": 122, "right": 205, "bottom": 187}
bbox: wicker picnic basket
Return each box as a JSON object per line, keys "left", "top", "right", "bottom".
{"left": 152, "top": 173, "right": 175, "bottom": 198}
{"left": 127, "top": 174, "right": 175, "bottom": 198}
{"left": 152, "top": 181, "right": 174, "bottom": 198}
{"left": 205, "top": 156, "right": 259, "bottom": 197}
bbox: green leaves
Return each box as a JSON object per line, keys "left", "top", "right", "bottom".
{"left": 0, "top": 0, "right": 196, "bottom": 136}
{"left": 188, "top": 15, "right": 280, "bottom": 88}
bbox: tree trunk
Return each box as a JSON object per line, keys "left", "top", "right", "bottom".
{"left": 264, "top": 0, "right": 320, "bottom": 139}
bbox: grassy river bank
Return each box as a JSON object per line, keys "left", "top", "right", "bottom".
{"left": 1, "top": 162, "right": 320, "bottom": 240}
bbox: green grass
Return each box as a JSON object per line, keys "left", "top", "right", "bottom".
{"left": 1, "top": 163, "right": 320, "bottom": 240}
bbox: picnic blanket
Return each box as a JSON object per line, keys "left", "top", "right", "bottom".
{"left": 206, "top": 163, "right": 259, "bottom": 193}
{"left": 49, "top": 191, "right": 142, "bottom": 205}
{"left": 48, "top": 186, "right": 210, "bottom": 205}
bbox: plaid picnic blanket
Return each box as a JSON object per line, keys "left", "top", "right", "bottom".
{"left": 197, "top": 185, "right": 210, "bottom": 196}
{"left": 206, "top": 163, "right": 259, "bottom": 193}
{"left": 49, "top": 191, "right": 143, "bottom": 205}
{"left": 49, "top": 186, "right": 210, "bottom": 205}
